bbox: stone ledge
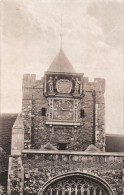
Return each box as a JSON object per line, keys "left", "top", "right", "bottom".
{"left": 9, "top": 155, "right": 22, "bottom": 157}
{"left": 46, "top": 121, "right": 81, "bottom": 126}
{"left": 22, "top": 149, "right": 124, "bottom": 157}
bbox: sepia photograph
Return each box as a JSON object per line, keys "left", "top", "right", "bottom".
{"left": 0, "top": 0, "right": 124, "bottom": 194}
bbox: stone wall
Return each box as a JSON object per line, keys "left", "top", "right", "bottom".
{"left": 6, "top": 72, "right": 123, "bottom": 195}
{"left": 22, "top": 151, "right": 124, "bottom": 195}
{"left": 22, "top": 74, "right": 105, "bottom": 151}
{"left": 7, "top": 156, "right": 24, "bottom": 195}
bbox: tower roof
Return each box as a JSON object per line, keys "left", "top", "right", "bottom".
{"left": 48, "top": 48, "right": 76, "bottom": 73}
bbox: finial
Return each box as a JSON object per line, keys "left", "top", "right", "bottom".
{"left": 60, "top": 14, "right": 63, "bottom": 49}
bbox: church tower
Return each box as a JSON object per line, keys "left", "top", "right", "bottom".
{"left": 22, "top": 48, "right": 105, "bottom": 152}
{"left": 8, "top": 48, "right": 120, "bottom": 195}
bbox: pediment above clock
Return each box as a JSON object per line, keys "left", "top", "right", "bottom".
{"left": 44, "top": 72, "right": 84, "bottom": 98}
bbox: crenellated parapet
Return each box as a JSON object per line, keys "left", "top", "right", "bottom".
{"left": 83, "top": 77, "right": 105, "bottom": 93}
{"left": 22, "top": 74, "right": 36, "bottom": 87}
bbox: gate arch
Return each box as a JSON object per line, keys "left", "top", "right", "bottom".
{"left": 38, "top": 171, "right": 114, "bottom": 195}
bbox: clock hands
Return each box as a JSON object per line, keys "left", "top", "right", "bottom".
{"left": 61, "top": 108, "right": 70, "bottom": 111}
{"left": 54, "top": 100, "right": 73, "bottom": 120}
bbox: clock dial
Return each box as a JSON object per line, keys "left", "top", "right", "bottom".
{"left": 53, "top": 99, "right": 73, "bottom": 120}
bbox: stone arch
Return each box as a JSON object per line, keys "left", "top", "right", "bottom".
{"left": 38, "top": 171, "right": 114, "bottom": 195}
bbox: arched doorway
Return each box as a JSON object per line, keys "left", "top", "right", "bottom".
{"left": 38, "top": 172, "right": 114, "bottom": 195}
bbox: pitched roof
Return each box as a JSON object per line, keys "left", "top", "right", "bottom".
{"left": 0, "top": 114, "right": 17, "bottom": 154}
{"left": 106, "top": 134, "right": 124, "bottom": 152}
{"left": 48, "top": 48, "right": 76, "bottom": 73}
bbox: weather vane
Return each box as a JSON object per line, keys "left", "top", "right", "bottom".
{"left": 60, "top": 14, "right": 63, "bottom": 49}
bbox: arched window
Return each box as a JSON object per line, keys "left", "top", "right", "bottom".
{"left": 38, "top": 172, "right": 114, "bottom": 195}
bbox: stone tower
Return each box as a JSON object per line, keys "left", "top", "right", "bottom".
{"left": 22, "top": 48, "right": 105, "bottom": 152}
{"left": 7, "top": 48, "right": 124, "bottom": 195}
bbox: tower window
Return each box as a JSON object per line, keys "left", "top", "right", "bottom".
{"left": 57, "top": 143, "right": 67, "bottom": 150}
{"left": 41, "top": 108, "right": 47, "bottom": 116}
{"left": 80, "top": 109, "right": 84, "bottom": 118}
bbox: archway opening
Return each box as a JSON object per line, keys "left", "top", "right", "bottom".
{"left": 38, "top": 172, "right": 114, "bottom": 195}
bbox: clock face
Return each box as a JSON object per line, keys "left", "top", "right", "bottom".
{"left": 53, "top": 99, "right": 73, "bottom": 120}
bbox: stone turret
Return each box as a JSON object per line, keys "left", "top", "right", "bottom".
{"left": 7, "top": 114, "right": 24, "bottom": 195}
{"left": 11, "top": 114, "right": 24, "bottom": 155}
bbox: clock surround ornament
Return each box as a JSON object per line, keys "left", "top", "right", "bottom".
{"left": 44, "top": 72, "right": 83, "bottom": 97}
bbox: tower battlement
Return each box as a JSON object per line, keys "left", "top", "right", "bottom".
{"left": 23, "top": 74, "right": 36, "bottom": 87}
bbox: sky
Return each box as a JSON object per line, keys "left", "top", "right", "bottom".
{"left": 0, "top": 0, "right": 124, "bottom": 134}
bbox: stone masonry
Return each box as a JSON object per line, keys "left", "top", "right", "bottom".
{"left": 7, "top": 49, "right": 124, "bottom": 195}
{"left": 21, "top": 73, "right": 105, "bottom": 152}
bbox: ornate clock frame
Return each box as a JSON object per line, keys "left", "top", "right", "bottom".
{"left": 47, "top": 98, "right": 79, "bottom": 122}
{"left": 44, "top": 72, "right": 84, "bottom": 127}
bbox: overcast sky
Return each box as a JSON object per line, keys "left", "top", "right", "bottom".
{"left": 1, "top": 0, "right": 124, "bottom": 134}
